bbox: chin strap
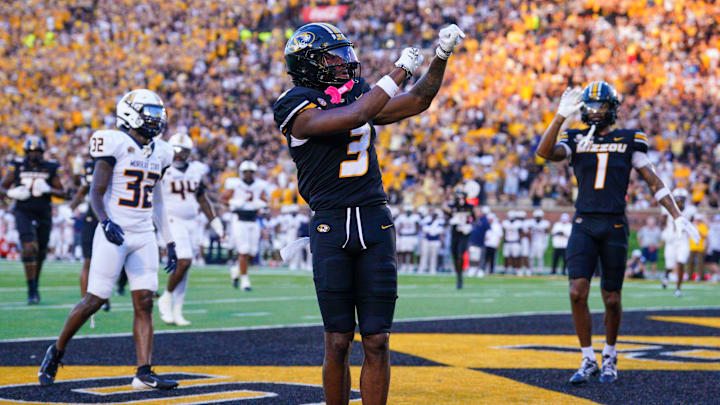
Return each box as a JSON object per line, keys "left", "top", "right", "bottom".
{"left": 577, "top": 125, "right": 597, "bottom": 151}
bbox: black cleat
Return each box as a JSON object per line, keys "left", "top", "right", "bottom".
{"left": 132, "top": 370, "right": 178, "bottom": 390}
{"left": 38, "top": 344, "right": 63, "bottom": 386}
{"left": 569, "top": 357, "right": 599, "bottom": 385}
{"left": 232, "top": 278, "right": 239, "bottom": 289}
{"left": 599, "top": 355, "right": 618, "bottom": 383}
{"left": 103, "top": 299, "right": 111, "bottom": 312}
{"left": 28, "top": 291, "right": 40, "bottom": 305}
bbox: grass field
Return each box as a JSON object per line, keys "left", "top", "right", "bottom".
{"left": 1, "top": 261, "right": 718, "bottom": 341}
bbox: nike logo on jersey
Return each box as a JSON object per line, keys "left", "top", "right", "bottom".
{"left": 576, "top": 143, "right": 627, "bottom": 154}
{"left": 381, "top": 224, "right": 393, "bottom": 230}
{"left": 613, "top": 137, "right": 624, "bottom": 141}
{"left": 614, "top": 224, "right": 624, "bottom": 228}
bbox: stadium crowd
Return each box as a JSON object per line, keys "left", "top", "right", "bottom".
{"left": 1, "top": 0, "right": 720, "bottom": 272}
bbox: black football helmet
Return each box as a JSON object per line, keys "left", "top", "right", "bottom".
{"left": 580, "top": 81, "right": 619, "bottom": 128}
{"left": 23, "top": 135, "right": 45, "bottom": 164}
{"left": 284, "top": 23, "right": 360, "bottom": 89}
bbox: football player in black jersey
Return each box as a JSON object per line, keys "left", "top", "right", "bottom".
{"left": 273, "top": 22, "right": 464, "bottom": 405}
{"left": 0, "top": 136, "right": 67, "bottom": 304}
{"left": 537, "top": 81, "right": 700, "bottom": 385}
{"left": 448, "top": 189, "right": 474, "bottom": 289}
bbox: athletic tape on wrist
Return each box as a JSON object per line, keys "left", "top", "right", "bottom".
{"left": 376, "top": 75, "right": 399, "bottom": 98}
{"left": 654, "top": 187, "right": 670, "bottom": 202}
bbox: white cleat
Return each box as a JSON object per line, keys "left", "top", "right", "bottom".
{"left": 674, "top": 289, "right": 683, "bottom": 298}
{"left": 476, "top": 270, "right": 485, "bottom": 278}
{"left": 157, "top": 293, "right": 174, "bottom": 324}
{"left": 173, "top": 312, "right": 190, "bottom": 326}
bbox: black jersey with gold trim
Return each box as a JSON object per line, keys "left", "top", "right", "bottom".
{"left": 272, "top": 78, "right": 387, "bottom": 211}
{"left": 9, "top": 158, "right": 61, "bottom": 211}
{"left": 558, "top": 128, "right": 648, "bottom": 215}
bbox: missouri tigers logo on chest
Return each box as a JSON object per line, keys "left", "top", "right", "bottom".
{"left": 575, "top": 142, "right": 627, "bottom": 154}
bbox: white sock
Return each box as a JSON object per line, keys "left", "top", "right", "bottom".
{"left": 241, "top": 274, "right": 250, "bottom": 285}
{"left": 581, "top": 346, "right": 595, "bottom": 360}
{"left": 230, "top": 264, "right": 240, "bottom": 279}
{"left": 602, "top": 344, "right": 616, "bottom": 358}
{"left": 172, "top": 273, "right": 188, "bottom": 310}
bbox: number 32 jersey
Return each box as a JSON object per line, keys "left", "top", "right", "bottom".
{"left": 89, "top": 129, "right": 173, "bottom": 233}
{"left": 558, "top": 128, "right": 648, "bottom": 215}
{"left": 272, "top": 78, "right": 387, "bottom": 211}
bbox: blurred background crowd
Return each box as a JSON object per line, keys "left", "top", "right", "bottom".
{"left": 1, "top": 0, "right": 720, "bottom": 273}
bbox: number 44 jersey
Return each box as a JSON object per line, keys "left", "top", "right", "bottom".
{"left": 272, "top": 78, "right": 387, "bottom": 211}
{"left": 89, "top": 129, "right": 173, "bottom": 233}
{"left": 558, "top": 128, "right": 648, "bottom": 215}
{"left": 161, "top": 162, "right": 209, "bottom": 220}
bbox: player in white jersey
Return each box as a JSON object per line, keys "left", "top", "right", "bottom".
{"left": 528, "top": 209, "right": 550, "bottom": 273}
{"left": 517, "top": 210, "right": 532, "bottom": 276}
{"left": 38, "top": 89, "right": 179, "bottom": 390}
{"left": 502, "top": 211, "right": 521, "bottom": 273}
{"left": 276, "top": 204, "right": 309, "bottom": 270}
{"left": 395, "top": 205, "right": 421, "bottom": 273}
{"left": 223, "top": 160, "right": 270, "bottom": 290}
{"left": 157, "top": 133, "right": 225, "bottom": 326}
{"left": 661, "top": 188, "right": 697, "bottom": 296}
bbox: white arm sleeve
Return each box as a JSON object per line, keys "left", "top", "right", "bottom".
{"left": 152, "top": 184, "right": 173, "bottom": 245}
{"left": 632, "top": 151, "right": 651, "bottom": 169}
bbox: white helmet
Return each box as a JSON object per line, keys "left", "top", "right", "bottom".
{"left": 239, "top": 160, "right": 257, "bottom": 173}
{"left": 403, "top": 204, "right": 414, "bottom": 213}
{"left": 507, "top": 210, "right": 516, "bottom": 219}
{"left": 560, "top": 213, "right": 570, "bottom": 222}
{"left": 533, "top": 209, "right": 543, "bottom": 218}
{"left": 168, "top": 133, "right": 193, "bottom": 151}
{"left": 518, "top": 210, "right": 527, "bottom": 218}
{"left": 116, "top": 89, "right": 167, "bottom": 139}
{"left": 672, "top": 188, "right": 689, "bottom": 199}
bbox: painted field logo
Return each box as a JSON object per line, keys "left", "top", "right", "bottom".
{"left": 0, "top": 372, "right": 361, "bottom": 404}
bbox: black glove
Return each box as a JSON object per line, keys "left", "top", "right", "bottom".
{"left": 165, "top": 242, "right": 178, "bottom": 274}
{"left": 101, "top": 218, "right": 124, "bottom": 246}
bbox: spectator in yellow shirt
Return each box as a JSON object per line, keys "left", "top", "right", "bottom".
{"left": 688, "top": 214, "right": 709, "bottom": 281}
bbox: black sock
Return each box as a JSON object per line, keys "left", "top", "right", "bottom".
{"left": 51, "top": 344, "right": 64, "bottom": 359}
{"left": 136, "top": 365, "right": 151, "bottom": 376}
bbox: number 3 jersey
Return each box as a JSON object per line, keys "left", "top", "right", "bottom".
{"left": 558, "top": 128, "right": 648, "bottom": 215}
{"left": 161, "top": 162, "right": 209, "bottom": 220}
{"left": 89, "top": 129, "right": 173, "bottom": 233}
{"left": 272, "top": 78, "right": 387, "bottom": 211}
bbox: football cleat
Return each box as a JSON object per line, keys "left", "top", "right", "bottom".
{"left": 131, "top": 370, "right": 178, "bottom": 390}
{"left": 157, "top": 293, "right": 174, "bottom": 324}
{"left": 232, "top": 278, "right": 239, "bottom": 289}
{"left": 599, "top": 355, "right": 618, "bottom": 383}
{"left": 173, "top": 306, "right": 191, "bottom": 327}
{"left": 240, "top": 277, "right": 252, "bottom": 292}
{"left": 569, "top": 357, "right": 599, "bottom": 385}
{"left": 38, "top": 344, "right": 63, "bottom": 386}
{"left": 103, "top": 299, "right": 111, "bottom": 312}
{"left": 675, "top": 289, "right": 683, "bottom": 298}
{"left": 661, "top": 277, "right": 668, "bottom": 289}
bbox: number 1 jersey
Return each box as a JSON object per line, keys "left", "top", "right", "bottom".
{"left": 272, "top": 78, "right": 387, "bottom": 211}
{"left": 89, "top": 129, "right": 173, "bottom": 233}
{"left": 558, "top": 128, "right": 648, "bottom": 215}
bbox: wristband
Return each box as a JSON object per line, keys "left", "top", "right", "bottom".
{"left": 654, "top": 187, "right": 670, "bottom": 202}
{"left": 375, "top": 75, "right": 399, "bottom": 98}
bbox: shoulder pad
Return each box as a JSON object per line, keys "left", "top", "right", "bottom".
{"left": 89, "top": 129, "right": 126, "bottom": 158}
{"left": 273, "top": 87, "right": 322, "bottom": 134}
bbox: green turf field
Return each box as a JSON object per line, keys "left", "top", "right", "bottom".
{"left": 1, "top": 261, "right": 718, "bottom": 341}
